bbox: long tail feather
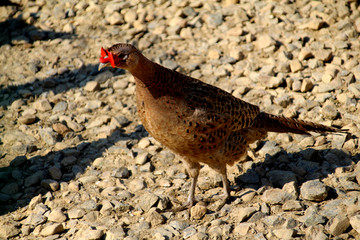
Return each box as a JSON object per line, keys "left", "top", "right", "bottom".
{"left": 253, "top": 112, "right": 346, "bottom": 135}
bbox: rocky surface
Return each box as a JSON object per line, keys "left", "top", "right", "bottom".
{"left": 0, "top": 0, "right": 360, "bottom": 239}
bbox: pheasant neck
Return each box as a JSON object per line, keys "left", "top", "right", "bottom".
{"left": 129, "top": 55, "right": 157, "bottom": 86}
{"left": 130, "top": 55, "right": 180, "bottom": 98}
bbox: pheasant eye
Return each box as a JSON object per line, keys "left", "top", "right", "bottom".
{"left": 118, "top": 54, "right": 128, "bottom": 60}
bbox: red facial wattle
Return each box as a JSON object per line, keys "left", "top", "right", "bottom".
{"left": 99, "top": 47, "right": 116, "bottom": 68}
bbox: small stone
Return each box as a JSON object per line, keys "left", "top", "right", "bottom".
{"left": 240, "top": 191, "right": 256, "bottom": 202}
{"left": 124, "top": 9, "right": 137, "bottom": 23}
{"left": 233, "top": 223, "right": 253, "bottom": 236}
{"left": 145, "top": 207, "right": 165, "bottom": 226}
{"left": 135, "top": 151, "right": 149, "bottom": 165}
{"left": 263, "top": 215, "right": 286, "bottom": 227}
{"left": 282, "top": 181, "right": 298, "bottom": 197}
{"left": 114, "top": 167, "right": 130, "bottom": 178}
{"left": 40, "top": 179, "right": 59, "bottom": 191}
{"left": 274, "top": 94, "right": 291, "bottom": 108}
{"left": 322, "top": 73, "right": 333, "bottom": 83}
{"left": 75, "top": 227, "right": 104, "bottom": 240}
{"left": 305, "top": 225, "right": 327, "bottom": 239}
{"left": 61, "top": 156, "right": 77, "bottom": 167}
{"left": 84, "top": 81, "right": 100, "bottom": 92}
{"left": 21, "top": 225, "right": 31, "bottom": 236}
{"left": 183, "top": 227, "right": 197, "bottom": 239}
{"left": 292, "top": 80, "right": 302, "bottom": 92}
{"left": 268, "top": 76, "right": 284, "bottom": 88}
{"left": 100, "top": 199, "right": 113, "bottom": 216}
{"left": 112, "top": 115, "right": 130, "bottom": 127}
{"left": 48, "top": 208, "right": 67, "bottom": 222}
{"left": 139, "top": 162, "right": 153, "bottom": 172}
{"left": 11, "top": 99, "right": 25, "bottom": 110}
{"left": 138, "top": 38, "right": 152, "bottom": 50}
{"left": 230, "top": 207, "right": 257, "bottom": 222}
{"left": 29, "top": 194, "right": 43, "bottom": 209}
{"left": 257, "top": 34, "right": 274, "bottom": 49}
{"left": 290, "top": 59, "right": 303, "bottom": 73}
{"left": 18, "top": 114, "right": 36, "bottom": 124}
{"left": 300, "top": 180, "right": 328, "bottom": 201}
{"left": 63, "top": 23, "right": 74, "bottom": 33}
{"left": 229, "top": 48, "right": 244, "bottom": 61}
{"left": 52, "top": 101, "right": 67, "bottom": 112}
{"left": 128, "top": 179, "right": 146, "bottom": 192}
{"left": 67, "top": 120, "right": 84, "bottom": 132}
{"left": 326, "top": 215, "right": 350, "bottom": 236}
{"left": 25, "top": 171, "right": 44, "bottom": 187}
{"left": 314, "top": 50, "right": 332, "bottom": 62}
{"left": 34, "top": 99, "right": 52, "bottom": 111}
{"left": 49, "top": 166, "right": 62, "bottom": 180}
{"left": 24, "top": 213, "right": 47, "bottom": 226}
{"left": 68, "top": 208, "right": 85, "bottom": 219}
{"left": 188, "top": 232, "right": 208, "bottom": 240}
{"left": 0, "top": 223, "right": 20, "bottom": 239}
{"left": 206, "top": 13, "right": 223, "bottom": 28}
{"left": 169, "top": 220, "right": 190, "bottom": 231}
{"left": 85, "top": 100, "right": 103, "bottom": 110}
{"left": 348, "top": 83, "right": 360, "bottom": 97}
{"left": 262, "top": 188, "right": 295, "bottom": 205}
{"left": 1, "top": 182, "right": 19, "bottom": 195}
{"left": 272, "top": 229, "right": 296, "bottom": 239}
{"left": 40, "top": 223, "right": 64, "bottom": 236}
{"left": 208, "top": 49, "right": 221, "bottom": 60}
{"left": 306, "top": 19, "right": 326, "bottom": 30}
{"left": 349, "top": 215, "right": 360, "bottom": 234}
{"left": 266, "top": 170, "right": 297, "bottom": 188}
{"left": 52, "top": 123, "right": 70, "bottom": 135}
{"left": 113, "top": 79, "right": 128, "bottom": 89}
{"left": 190, "top": 203, "right": 207, "bottom": 220}
{"left": 224, "top": 0, "right": 239, "bottom": 6}
{"left": 298, "top": 48, "right": 313, "bottom": 60}
{"left": 321, "top": 104, "right": 338, "bottom": 120}
{"left": 10, "top": 156, "right": 27, "bottom": 167}
{"left": 283, "top": 200, "right": 302, "bottom": 211}
{"left": 258, "top": 141, "right": 281, "bottom": 157}
{"left": 301, "top": 79, "right": 313, "bottom": 92}
{"left": 138, "top": 192, "right": 159, "bottom": 211}
{"left": 107, "top": 12, "right": 124, "bottom": 25}
{"left": 81, "top": 199, "right": 98, "bottom": 211}
{"left": 299, "top": 136, "right": 315, "bottom": 147}
{"left": 39, "top": 127, "right": 58, "bottom": 145}
{"left": 78, "top": 175, "right": 98, "bottom": 184}
{"left": 354, "top": 17, "right": 360, "bottom": 32}
{"left": 0, "top": 193, "right": 10, "bottom": 202}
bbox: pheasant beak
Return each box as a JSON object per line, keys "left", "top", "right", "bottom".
{"left": 98, "top": 61, "right": 111, "bottom": 71}
{"left": 98, "top": 47, "right": 115, "bottom": 70}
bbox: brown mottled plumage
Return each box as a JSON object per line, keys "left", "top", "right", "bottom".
{"left": 99, "top": 43, "right": 344, "bottom": 210}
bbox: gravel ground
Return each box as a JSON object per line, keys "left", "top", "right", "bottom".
{"left": 1, "top": 0, "right": 360, "bottom": 239}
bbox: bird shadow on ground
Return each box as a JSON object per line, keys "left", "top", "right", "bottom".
{"left": 0, "top": 0, "right": 20, "bottom": 7}
{"left": 0, "top": 63, "right": 124, "bottom": 108}
{"left": 0, "top": 15, "right": 74, "bottom": 47}
{"left": 0, "top": 127, "right": 146, "bottom": 216}
{"left": 227, "top": 142, "right": 360, "bottom": 205}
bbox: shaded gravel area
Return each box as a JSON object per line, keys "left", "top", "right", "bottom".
{"left": 1, "top": 0, "right": 360, "bottom": 239}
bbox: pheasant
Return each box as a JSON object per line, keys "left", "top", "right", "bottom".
{"left": 98, "top": 43, "right": 344, "bottom": 210}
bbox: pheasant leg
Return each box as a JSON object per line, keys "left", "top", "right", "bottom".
{"left": 169, "top": 160, "right": 200, "bottom": 212}
{"left": 215, "top": 172, "right": 231, "bottom": 211}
